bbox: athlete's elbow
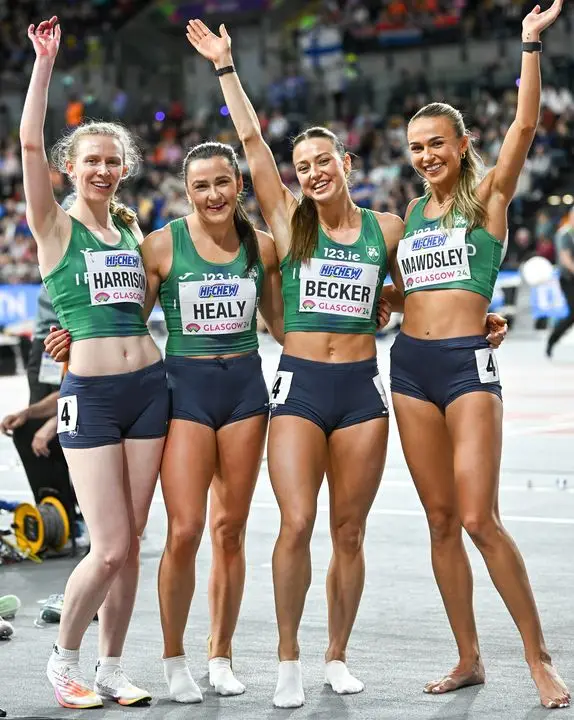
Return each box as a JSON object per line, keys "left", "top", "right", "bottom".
{"left": 20, "top": 139, "right": 44, "bottom": 154}
{"left": 239, "top": 128, "right": 263, "bottom": 147}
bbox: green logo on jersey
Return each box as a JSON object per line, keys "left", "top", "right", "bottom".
{"left": 366, "top": 246, "right": 380, "bottom": 262}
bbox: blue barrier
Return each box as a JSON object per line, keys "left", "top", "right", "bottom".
{"left": 530, "top": 272, "right": 568, "bottom": 320}
{"left": 0, "top": 284, "right": 42, "bottom": 326}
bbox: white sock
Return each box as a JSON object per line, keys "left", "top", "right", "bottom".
{"left": 324, "top": 660, "right": 364, "bottom": 694}
{"left": 50, "top": 644, "right": 80, "bottom": 666}
{"left": 96, "top": 656, "right": 121, "bottom": 679}
{"left": 273, "top": 660, "right": 305, "bottom": 709}
{"left": 209, "top": 657, "right": 245, "bottom": 696}
{"left": 163, "top": 655, "right": 203, "bottom": 703}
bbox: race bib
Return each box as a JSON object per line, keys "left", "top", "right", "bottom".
{"left": 57, "top": 395, "right": 78, "bottom": 435}
{"left": 179, "top": 278, "right": 257, "bottom": 335}
{"left": 39, "top": 352, "right": 63, "bottom": 386}
{"left": 85, "top": 250, "right": 146, "bottom": 306}
{"left": 475, "top": 348, "right": 500, "bottom": 384}
{"left": 269, "top": 371, "right": 293, "bottom": 405}
{"left": 299, "top": 258, "right": 378, "bottom": 318}
{"left": 398, "top": 227, "right": 471, "bottom": 290}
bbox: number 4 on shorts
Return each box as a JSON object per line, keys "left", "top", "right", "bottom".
{"left": 270, "top": 371, "right": 293, "bottom": 405}
{"left": 474, "top": 348, "right": 500, "bottom": 384}
{"left": 57, "top": 395, "right": 78, "bottom": 433}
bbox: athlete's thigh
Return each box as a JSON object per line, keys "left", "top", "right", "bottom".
{"left": 210, "top": 413, "right": 268, "bottom": 525}
{"left": 326, "top": 418, "right": 389, "bottom": 525}
{"left": 392, "top": 393, "right": 456, "bottom": 515}
{"left": 62, "top": 444, "right": 129, "bottom": 548}
{"left": 160, "top": 419, "right": 217, "bottom": 525}
{"left": 122, "top": 436, "right": 166, "bottom": 535}
{"left": 267, "top": 415, "right": 327, "bottom": 520}
{"left": 445, "top": 392, "right": 503, "bottom": 518}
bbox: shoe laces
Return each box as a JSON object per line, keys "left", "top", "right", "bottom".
{"left": 61, "top": 663, "right": 90, "bottom": 688}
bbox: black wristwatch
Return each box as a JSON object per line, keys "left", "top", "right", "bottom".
{"left": 522, "top": 41, "right": 542, "bottom": 53}
{"left": 216, "top": 65, "right": 235, "bottom": 77}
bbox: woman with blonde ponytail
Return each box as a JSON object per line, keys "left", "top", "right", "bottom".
{"left": 21, "top": 16, "right": 168, "bottom": 709}
{"left": 386, "top": 0, "right": 570, "bottom": 709}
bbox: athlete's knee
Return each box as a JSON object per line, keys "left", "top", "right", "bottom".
{"left": 331, "top": 518, "right": 364, "bottom": 555}
{"left": 93, "top": 541, "right": 131, "bottom": 576}
{"left": 279, "top": 513, "right": 315, "bottom": 549}
{"left": 167, "top": 517, "right": 205, "bottom": 557}
{"left": 461, "top": 512, "right": 503, "bottom": 550}
{"left": 426, "top": 507, "right": 461, "bottom": 545}
{"left": 211, "top": 515, "right": 246, "bottom": 556}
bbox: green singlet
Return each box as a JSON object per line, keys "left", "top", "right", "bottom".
{"left": 43, "top": 216, "right": 148, "bottom": 341}
{"left": 398, "top": 196, "right": 503, "bottom": 300}
{"left": 159, "top": 217, "right": 264, "bottom": 357}
{"left": 281, "top": 208, "right": 388, "bottom": 335}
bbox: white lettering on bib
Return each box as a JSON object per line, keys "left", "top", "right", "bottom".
{"left": 299, "top": 258, "right": 378, "bottom": 318}
{"left": 39, "top": 352, "right": 63, "bottom": 385}
{"left": 398, "top": 228, "right": 471, "bottom": 290}
{"left": 179, "top": 278, "right": 257, "bottom": 335}
{"left": 85, "top": 250, "right": 146, "bottom": 306}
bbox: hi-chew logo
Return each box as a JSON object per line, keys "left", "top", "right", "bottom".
{"left": 104, "top": 254, "right": 140, "bottom": 267}
{"left": 411, "top": 234, "right": 447, "bottom": 251}
{"left": 198, "top": 283, "right": 240, "bottom": 299}
{"left": 319, "top": 264, "right": 362, "bottom": 280}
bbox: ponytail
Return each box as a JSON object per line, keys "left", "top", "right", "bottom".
{"left": 233, "top": 196, "right": 259, "bottom": 271}
{"left": 289, "top": 195, "right": 319, "bottom": 263}
{"left": 441, "top": 136, "right": 486, "bottom": 231}
{"left": 110, "top": 196, "right": 137, "bottom": 225}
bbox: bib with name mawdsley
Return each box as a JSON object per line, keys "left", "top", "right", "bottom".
{"left": 397, "top": 227, "right": 471, "bottom": 291}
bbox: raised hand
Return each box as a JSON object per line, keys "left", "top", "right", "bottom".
{"left": 27, "top": 16, "right": 61, "bottom": 60}
{"left": 186, "top": 19, "right": 231, "bottom": 65}
{"left": 522, "top": 0, "right": 563, "bottom": 40}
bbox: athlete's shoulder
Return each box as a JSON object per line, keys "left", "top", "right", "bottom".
{"left": 371, "top": 211, "right": 404, "bottom": 250}
{"left": 141, "top": 223, "right": 173, "bottom": 266}
{"left": 256, "top": 229, "right": 279, "bottom": 269}
{"left": 404, "top": 196, "right": 424, "bottom": 223}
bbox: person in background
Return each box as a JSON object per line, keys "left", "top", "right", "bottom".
{"left": 546, "top": 206, "right": 574, "bottom": 356}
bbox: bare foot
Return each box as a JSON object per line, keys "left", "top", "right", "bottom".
{"left": 424, "top": 659, "right": 485, "bottom": 695}
{"left": 530, "top": 660, "right": 570, "bottom": 709}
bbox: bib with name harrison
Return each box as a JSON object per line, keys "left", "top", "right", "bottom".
{"left": 42, "top": 215, "right": 149, "bottom": 341}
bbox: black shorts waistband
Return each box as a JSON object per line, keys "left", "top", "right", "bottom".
{"left": 395, "top": 332, "right": 489, "bottom": 350}
{"left": 65, "top": 359, "right": 165, "bottom": 384}
{"left": 279, "top": 354, "right": 378, "bottom": 373}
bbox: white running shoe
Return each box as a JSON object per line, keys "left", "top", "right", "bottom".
{"left": 94, "top": 666, "right": 151, "bottom": 706}
{"left": 0, "top": 617, "right": 13, "bottom": 640}
{"left": 47, "top": 656, "right": 103, "bottom": 709}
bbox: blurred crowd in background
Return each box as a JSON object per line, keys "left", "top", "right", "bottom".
{"left": 1, "top": 0, "right": 573, "bottom": 287}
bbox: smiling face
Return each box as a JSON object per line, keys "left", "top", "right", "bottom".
{"left": 407, "top": 115, "right": 468, "bottom": 189}
{"left": 66, "top": 135, "right": 127, "bottom": 203}
{"left": 292, "top": 137, "right": 350, "bottom": 205}
{"left": 185, "top": 155, "right": 241, "bottom": 226}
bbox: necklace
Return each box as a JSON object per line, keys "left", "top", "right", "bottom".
{"left": 436, "top": 195, "right": 454, "bottom": 209}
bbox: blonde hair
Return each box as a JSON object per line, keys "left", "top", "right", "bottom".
{"left": 409, "top": 102, "right": 486, "bottom": 231}
{"left": 290, "top": 126, "right": 347, "bottom": 263}
{"left": 51, "top": 121, "right": 140, "bottom": 225}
